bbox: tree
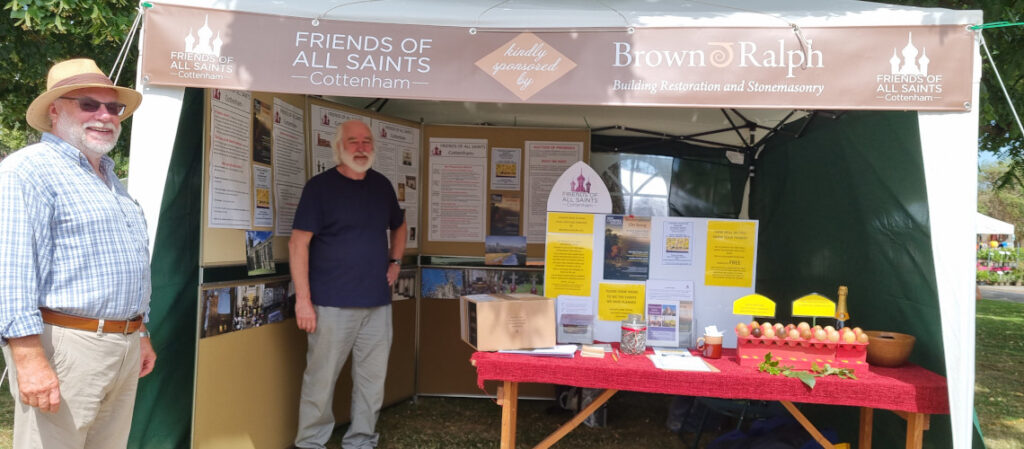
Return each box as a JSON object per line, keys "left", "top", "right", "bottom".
{"left": 887, "top": 0, "right": 1024, "bottom": 187}
{"left": 979, "top": 160, "right": 1024, "bottom": 243}
{"left": 1, "top": 0, "right": 139, "bottom": 176}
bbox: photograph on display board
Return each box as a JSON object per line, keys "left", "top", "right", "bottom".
{"left": 393, "top": 268, "right": 417, "bottom": 301}
{"left": 261, "top": 280, "right": 294, "bottom": 324}
{"left": 420, "top": 268, "right": 464, "bottom": 299}
{"left": 488, "top": 193, "right": 521, "bottom": 236}
{"left": 484, "top": 235, "right": 527, "bottom": 266}
{"left": 200, "top": 287, "right": 234, "bottom": 338}
{"left": 464, "top": 269, "right": 542, "bottom": 296}
{"left": 245, "top": 230, "right": 275, "bottom": 276}
{"left": 603, "top": 215, "right": 651, "bottom": 281}
{"left": 234, "top": 284, "right": 264, "bottom": 331}
{"left": 252, "top": 98, "right": 273, "bottom": 164}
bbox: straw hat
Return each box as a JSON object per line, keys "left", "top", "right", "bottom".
{"left": 26, "top": 58, "right": 142, "bottom": 132}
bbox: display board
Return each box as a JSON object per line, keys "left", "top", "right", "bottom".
{"left": 420, "top": 125, "right": 589, "bottom": 259}
{"left": 201, "top": 90, "right": 306, "bottom": 267}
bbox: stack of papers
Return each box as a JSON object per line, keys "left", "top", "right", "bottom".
{"left": 653, "top": 347, "right": 693, "bottom": 357}
{"left": 498, "top": 344, "right": 578, "bottom": 358}
{"left": 648, "top": 354, "right": 711, "bottom": 371}
{"left": 580, "top": 344, "right": 612, "bottom": 358}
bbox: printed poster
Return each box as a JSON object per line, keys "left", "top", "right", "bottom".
{"left": 208, "top": 89, "right": 252, "bottom": 229}
{"left": 597, "top": 282, "right": 645, "bottom": 321}
{"left": 252, "top": 98, "right": 273, "bottom": 164}
{"left": 427, "top": 138, "right": 487, "bottom": 242}
{"left": 490, "top": 147, "right": 522, "bottom": 190}
{"left": 524, "top": 141, "right": 583, "bottom": 243}
{"left": 662, "top": 220, "right": 694, "bottom": 265}
{"left": 544, "top": 213, "right": 595, "bottom": 299}
{"left": 271, "top": 98, "right": 306, "bottom": 235}
{"left": 252, "top": 165, "right": 273, "bottom": 228}
{"left": 603, "top": 215, "right": 651, "bottom": 281}
{"left": 488, "top": 193, "right": 521, "bottom": 236}
{"left": 705, "top": 221, "right": 757, "bottom": 287}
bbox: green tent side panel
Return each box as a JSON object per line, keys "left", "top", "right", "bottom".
{"left": 128, "top": 88, "right": 203, "bottom": 449}
{"left": 751, "top": 111, "right": 954, "bottom": 447}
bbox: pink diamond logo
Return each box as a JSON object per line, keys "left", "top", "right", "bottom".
{"left": 475, "top": 33, "right": 577, "bottom": 100}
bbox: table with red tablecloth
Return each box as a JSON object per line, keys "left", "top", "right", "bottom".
{"left": 471, "top": 347, "right": 948, "bottom": 449}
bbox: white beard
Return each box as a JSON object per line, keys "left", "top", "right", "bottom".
{"left": 339, "top": 150, "right": 374, "bottom": 173}
{"left": 57, "top": 112, "right": 120, "bottom": 156}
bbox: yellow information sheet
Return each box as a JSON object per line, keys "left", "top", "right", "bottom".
{"left": 544, "top": 232, "right": 593, "bottom": 298}
{"left": 705, "top": 221, "right": 756, "bottom": 287}
{"left": 792, "top": 294, "right": 836, "bottom": 317}
{"left": 598, "top": 283, "right": 646, "bottom": 321}
{"left": 547, "top": 212, "right": 594, "bottom": 234}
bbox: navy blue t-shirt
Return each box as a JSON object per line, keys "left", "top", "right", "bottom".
{"left": 292, "top": 168, "right": 404, "bottom": 308}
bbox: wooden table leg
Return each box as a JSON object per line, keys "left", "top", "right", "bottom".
{"left": 499, "top": 381, "right": 519, "bottom": 449}
{"left": 779, "top": 401, "right": 835, "bottom": 449}
{"left": 533, "top": 389, "right": 618, "bottom": 449}
{"left": 859, "top": 407, "right": 873, "bottom": 449}
{"left": 904, "top": 412, "right": 927, "bottom": 449}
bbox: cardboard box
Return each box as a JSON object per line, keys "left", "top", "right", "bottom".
{"left": 460, "top": 293, "right": 556, "bottom": 351}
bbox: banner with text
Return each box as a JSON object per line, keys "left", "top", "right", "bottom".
{"left": 143, "top": 3, "right": 974, "bottom": 111}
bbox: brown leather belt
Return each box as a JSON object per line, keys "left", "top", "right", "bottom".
{"left": 40, "top": 308, "right": 143, "bottom": 334}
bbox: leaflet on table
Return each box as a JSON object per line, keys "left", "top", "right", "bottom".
{"left": 648, "top": 354, "right": 711, "bottom": 371}
{"left": 498, "top": 344, "right": 578, "bottom": 358}
{"left": 556, "top": 295, "right": 594, "bottom": 344}
{"left": 645, "top": 279, "right": 694, "bottom": 347}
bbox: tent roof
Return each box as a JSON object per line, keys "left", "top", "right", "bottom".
{"left": 156, "top": 0, "right": 980, "bottom": 28}
{"left": 978, "top": 212, "right": 1015, "bottom": 235}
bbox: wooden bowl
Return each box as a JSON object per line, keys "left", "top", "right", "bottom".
{"left": 865, "top": 331, "right": 916, "bottom": 367}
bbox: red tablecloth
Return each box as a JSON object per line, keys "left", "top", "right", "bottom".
{"left": 472, "top": 348, "right": 948, "bottom": 415}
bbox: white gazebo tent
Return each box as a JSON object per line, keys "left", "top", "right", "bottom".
{"left": 125, "top": 1, "right": 983, "bottom": 447}
{"left": 977, "top": 212, "right": 1015, "bottom": 243}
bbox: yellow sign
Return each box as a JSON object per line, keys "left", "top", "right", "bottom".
{"left": 598, "top": 283, "right": 646, "bottom": 321}
{"left": 543, "top": 232, "right": 593, "bottom": 298}
{"left": 733, "top": 293, "right": 776, "bottom": 317}
{"left": 705, "top": 221, "right": 756, "bottom": 287}
{"left": 547, "top": 212, "right": 594, "bottom": 234}
{"left": 495, "top": 163, "right": 517, "bottom": 177}
{"left": 792, "top": 294, "right": 836, "bottom": 317}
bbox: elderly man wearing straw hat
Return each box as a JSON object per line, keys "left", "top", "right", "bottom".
{"left": 0, "top": 58, "right": 156, "bottom": 448}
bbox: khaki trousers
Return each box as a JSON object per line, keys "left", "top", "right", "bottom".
{"left": 2, "top": 324, "right": 141, "bottom": 449}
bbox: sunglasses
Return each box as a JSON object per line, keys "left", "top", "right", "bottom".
{"left": 58, "top": 96, "right": 127, "bottom": 116}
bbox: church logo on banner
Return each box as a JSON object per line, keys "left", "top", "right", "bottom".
{"left": 874, "top": 32, "right": 944, "bottom": 105}
{"left": 168, "top": 14, "right": 237, "bottom": 81}
{"left": 547, "top": 161, "right": 612, "bottom": 214}
{"left": 475, "top": 32, "right": 577, "bottom": 100}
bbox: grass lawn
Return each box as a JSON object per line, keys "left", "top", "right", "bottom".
{"left": 974, "top": 299, "right": 1024, "bottom": 449}
{"left": 0, "top": 298, "right": 1020, "bottom": 448}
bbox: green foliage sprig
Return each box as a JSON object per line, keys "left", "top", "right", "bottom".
{"left": 757, "top": 352, "right": 857, "bottom": 389}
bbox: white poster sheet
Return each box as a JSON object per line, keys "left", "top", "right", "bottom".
{"left": 374, "top": 119, "right": 421, "bottom": 249}
{"left": 662, "top": 220, "right": 695, "bottom": 265}
{"left": 524, "top": 141, "right": 583, "bottom": 243}
{"left": 208, "top": 89, "right": 252, "bottom": 229}
{"left": 490, "top": 147, "right": 522, "bottom": 191}
{"left": 252, "top": 165, "right": 273, "bottom": 228}
{"left": 645, "top": 279, "right": 694, "bottom": 347}
{"left": 427, "top": 138, "right": 487, "bottom": 242}
{"left": 271, "top": 98, "right": 305, "bottom": 235}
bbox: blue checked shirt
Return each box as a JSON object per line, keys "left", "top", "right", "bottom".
{"left": 0, "top": 133, "right": 151, "bottom": 340}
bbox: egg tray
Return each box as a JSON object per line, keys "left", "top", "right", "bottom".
{"left": 736, "top": 336, "right": 869, "bottom": 371}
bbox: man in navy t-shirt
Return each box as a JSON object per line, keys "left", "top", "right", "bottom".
{"left": 291, "top": 120, "right": 406, "bottom": 449}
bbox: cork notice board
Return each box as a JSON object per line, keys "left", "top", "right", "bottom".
{"left": 421, "top": 125, "right": 590, "bottom": 259}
